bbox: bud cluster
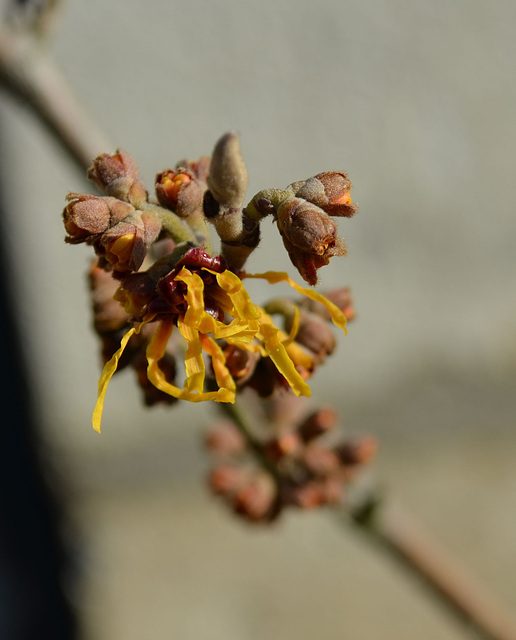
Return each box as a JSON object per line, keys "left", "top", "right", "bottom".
{"left": 63, "top": 134, "right": 369, "bottom": 523}
{"left": 206, "top": 405, "right": 377, "bottom": 523}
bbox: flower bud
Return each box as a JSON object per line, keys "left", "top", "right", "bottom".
{"left": 263, "top": 432, "right": 303, "bottom": 461}
{"left": 100, "top": 211, "right": 162, "bottom": 273}
{"left": 293, "top": 310, "right": 336, "bottom": 360}
{"left": 207, "top": 132, "right": 248, "bottom": 208}
{"left": 155, "top": 168, "right": 204, "bottom": 217}
{"left": 89, "top": 263, "right": 131, "bottom": 333}
{"left": 292, "top": 171, "right": 357, "bottom": 218}
{"left": 63, "top": 193, "right": 134, "bottom": 243}
{"left": 208, "top": 464, "right": 247, "bottom": 495}
{"left": 297, "top": 407, "right": 338, "bottom": 442}
{"left": 205, "top": 421, "right": 246, "bottom": 455}
{"left": 276, "top": 197, "right": 347, "bottom": 285}
{"left": 232, "top": 477, "right": 275, "bottom": 521}
{"left": 335, "top": 436, "right": 378, "bottom": 466}
{"left": 301, "top": 444, "right": 340, "bottom": 476}
{"left": 223, "top": 344, "right": 260, "bottom": 385}
{"left": 87, "top": 149, "right": 148, "bottom": 207}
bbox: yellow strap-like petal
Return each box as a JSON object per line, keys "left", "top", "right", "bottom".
{"left": 214, "top": 270, "right": 262, "bottom": 323}
{"left": 257, "top": 320, "right": 311, "bottom": 397}
{"left": 282, "top": 305, "right": 300, "bottom": 347}
{"left": 146, "top": 320, "right": 235, "bottom": 404}
{"left": 243, "top": 271, "right": 348, "bottom": 333}
{"left": 199, "top": 334, "right": 236, "bottom": 395}
{"left": 92, "top": 323, "right": 143, "bottom": 433}
{"left": 177, "top": 318, "right": 205, "bottom": 393}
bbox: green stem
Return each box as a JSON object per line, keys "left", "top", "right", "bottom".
{"left": 218, "top": 400, "right": 281, "bottom": 482}
{"left": 143, "top": 203, "right": 197, "bottom": 245}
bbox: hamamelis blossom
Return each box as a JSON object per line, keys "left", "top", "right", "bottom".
{"left": 92, "top": 250, "right": 347, "bottom": 432}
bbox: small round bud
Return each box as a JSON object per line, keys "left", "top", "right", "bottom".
{"left": 155, "top": 169, "right": 204, "bottom": 217}
{"left": 293, "top": 171, "right": 357, "bottom": 218}
{"left": 301, "top": 444, "right": 340, "bottom": 476}
{"left": 87, "top": 149, "right": 148, "bottom": 207}
{"left": 89, "top": 263, "right": 130, "bottom": 332}
{"left": 205, "top": 421, "right": 246, "bottom": 455}
{"left": 100, "top": 211, "right": 162, "bottom": 273}
{"left": 207, "top": 132, "right": 248, "bottom": 208}
{"left": 294, "top": 311, "right": 336, "bottom": 360}
{"left": 298, "top": 407, "right": 338, "bottom": 441}
{"left": 63, "top": 193, "right": 134, "bottom": 243}
{"left": 208, "top": 464, "right": 247, "bottom": 495}
{"left": 232, "top": 478, "right": 275, "bottom": 521}
{"left": 223, "top": 344, "right": 260, "bottom": 385}
{"left": 276, "top": 197, "right": 347, "bottom": 285}
{"left": 263, "top": 432, "right": 303, "bottom": 461}
{"left": 335, "top": 436, "right": 378, "bottom": 466}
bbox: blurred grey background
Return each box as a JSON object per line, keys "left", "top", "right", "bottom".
{"left": 1, "top": 0, "right": 516, "bottom": 638}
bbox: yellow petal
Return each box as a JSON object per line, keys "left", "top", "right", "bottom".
{"left": 214, "top": 270, "right": 262, "bottom": 324}
{"left": 243, "top": 271, "right": 348, "bottom": 333}
{"left": 146, "top": 320, "right": 235, "bottom": 403}
{"left": 177, "top": 318, "right": 206, "bottom": 393}
{"left": 282, "top": 305, "right": 300, "bottom": 347}
{"left": 257, "top": 319, "right": 311, "bottom": 397}
{"left": 92, "top": 323, "right": 143, "bottom": 433}
{"left": 199, "top": 334, "right": 236, "bottom": 395}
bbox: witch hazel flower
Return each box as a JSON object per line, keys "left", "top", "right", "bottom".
{"left": 63, "top": 133, "right": 357, "bottom": 433}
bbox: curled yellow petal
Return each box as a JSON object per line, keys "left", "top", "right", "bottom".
{"left": 177, "top": 318, "right": 206, "bottom": 393}
{"left": 146, "top": 320, "right": 235, "bottom": 403}
{"left": 93, "top": 323, "right": 143, "bottom": 433}
{"left": 257, "top": 319, "right": 311, "bottom": 397}
{"left": 243, "top": 270, "right": 348, "bottom": 333}
{"left": 199, "top": 334, "right": 236, "bottom": 397}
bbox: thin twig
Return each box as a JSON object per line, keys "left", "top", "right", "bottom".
{"left": 0, "top": 24, "right": 110, "bottom": 174}
{"left": 346, "top": 495, "right": 516, "bottom": 640}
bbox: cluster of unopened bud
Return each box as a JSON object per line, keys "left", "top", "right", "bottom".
{"left": 246, "top": 171, "right": 358, "bottom": 285}
{"left": 206, "top": 406, "right": 377, "bottom": 523}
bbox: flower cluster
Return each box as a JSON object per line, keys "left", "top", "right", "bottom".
{"left": 63, "top": 133, "right": 358, "bottom": 434}
{"left": 206, "top": 400, "right": 377, "bottom": 523}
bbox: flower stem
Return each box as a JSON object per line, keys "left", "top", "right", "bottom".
{"left": 342, "top": 493, "right": 516, "bottom": 640}
{"left": 0, "top": 25, "right": 111, "bottom": 175}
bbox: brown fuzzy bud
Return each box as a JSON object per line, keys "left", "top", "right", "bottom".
{"left": 89, "top": 263, "right": 130, "bottom": 333}
{"left": 318, "top": 478, "right": 345, "bottom": 505}
{"left": 205, "top": 421, "right": 246, "bottom": 455}
{"left": 175, "top": 156, "right": 211, "bottom": 183}
{"left": 100, "top": 211, "right": 162, "bottom": 273}
{"left": 298, "top": 407, "right": 338, "bottom": 442}
{"left": 289, "top": 482, "right": 325, "bottom": 509}
{"left": 155, "top": 168, "right": 204, "bottom": 217}
{"left": 301, "top": 444, "right": 340, "bottom": 477}
{"left": 233, "top": 478, "right": 275, "bottom": 521}
{"left": 87, "top": 149, "right": 148, "bottom": 207}
{"left": 263, "top": 432, "right": 303, "bottom": 461}
{"left": 335, "top": 436, "right": 378, "bottom": 466}
{"left": 223, "top": 344, "right": 260, "bottom": 385}
{"left": 207, "top": 132, "right": 248, "bottom": 208}
{"left": 276, "top": 197, "right": 347, "bottom": 285}
{"left": 292, "top": 171, "right": 357, "bottom": 218}
{"left": 63, "top": 193, "right": 134, "bottom": 243}
{"left": 208, "top": 464, "right": 247, "bottom": 495}
{"left": 294, "top": 310, "right": 336, "bottom": 360}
